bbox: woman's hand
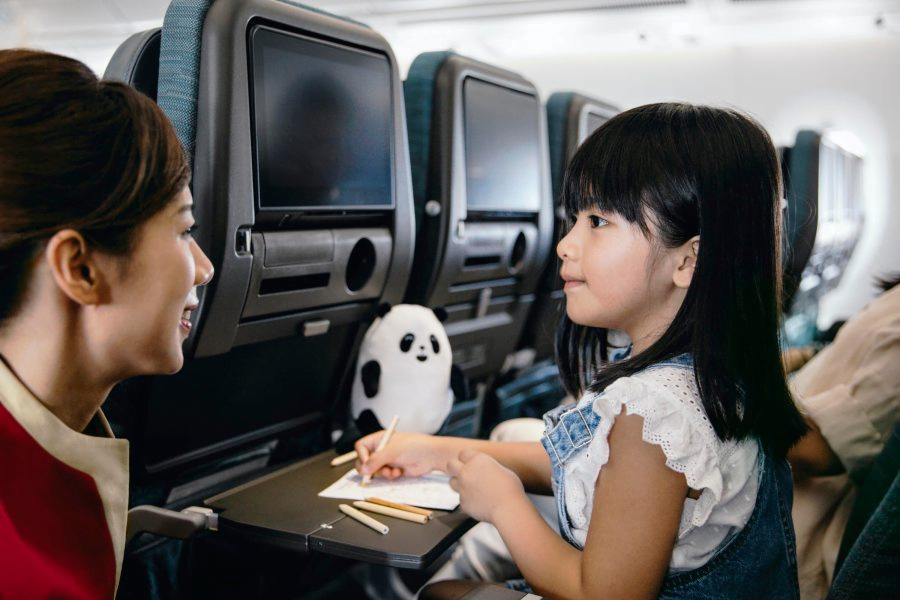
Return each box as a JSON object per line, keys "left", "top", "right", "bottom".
{"left": 447, "top": 449, "right": 526, "bottom": 523}
{"left": 354, "top": 431, "right": 449, "bottom": 481}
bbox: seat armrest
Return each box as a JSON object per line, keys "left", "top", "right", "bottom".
{"left": 126, "top": 504, "right": 217, "bottom": 544}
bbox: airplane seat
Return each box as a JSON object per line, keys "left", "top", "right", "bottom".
{"left": 783, "top": 129, "right": 864, "bottom": 347}
{"left": 403, "top": 52, "right": 554, "bottom": 437}
{"left": 781, "top": 131, "right": 820, "bottom": 320}
{"left": 530, "top": 92, "right": 617, "bottom": 357}
{"left": 481, "top": 361, "right": 565, "bottom": 430}
{"left": 101, "top": 0, "right": 415, "bottom": 596}
{"left": 104, "top": 28, "right": 161, "bottom": 101}
{"left": 827, "top": 422, "right": 900, "bottom": 599}
{"left": 480, "top": 93, "right": 618, "bottom": 434}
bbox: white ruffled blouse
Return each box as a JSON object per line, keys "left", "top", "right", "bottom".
{"left": 561, "top": 364, "right": 759, "bottom": 571}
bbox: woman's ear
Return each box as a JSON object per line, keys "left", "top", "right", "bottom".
{"left": 44, "top": 229, "right": 106, "bottom": 306}
{"left": 672, "top": 236, "right": 700, "bottom": 289}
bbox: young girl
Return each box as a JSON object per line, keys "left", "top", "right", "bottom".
{"left": 0, "top": 49, "right": 214, "bottom": 598}
{"left": 357, "top": 102, "right": 807, "bottom": 599}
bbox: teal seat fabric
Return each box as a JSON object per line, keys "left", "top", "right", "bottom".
{"left": 403, "top": 51, "right": 454, "bottom": 229}
{"left": 157, "top": 0, "right": 212, "bottom": 160}
{"left": 545, "top": 92, "right": 575, "bottom": 202}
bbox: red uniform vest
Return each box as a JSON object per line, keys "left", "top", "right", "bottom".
{"left": 0, "top": 361, "right": 128, "bottom": 599}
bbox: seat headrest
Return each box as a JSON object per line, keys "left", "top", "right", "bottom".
{"left": 103, "top": 28, "right": 162, "bottom": 101}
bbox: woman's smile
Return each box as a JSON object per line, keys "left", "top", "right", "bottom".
{"left": 179, "top": 303, "right": 197, "bottom": 334}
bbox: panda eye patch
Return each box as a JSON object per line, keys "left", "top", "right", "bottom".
{"left": 400, "top": 333, "right": 414, "bottom": 352}
{"left": 430, "top": 335, "right": 440, "bottom": 354}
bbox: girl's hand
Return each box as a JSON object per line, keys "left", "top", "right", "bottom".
{"left": 447, "top": 449, "right": 526, "bottom": 523}
{"left": 354, "top": 431, "right": 448, "bottom": 481}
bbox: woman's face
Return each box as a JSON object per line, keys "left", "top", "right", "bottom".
{"left": 95, "top": 188, "right": 213, "bottom": 377}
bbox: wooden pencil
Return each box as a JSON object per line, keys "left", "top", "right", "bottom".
{"left": 339, "top": 503, "right": 389, "bottom": 534}
{"left": 360, "top": 415, "right": 399, "bottom": 486}
{"left": 330, "top": 450, "right": 358, "bottom": 467}
{"left": 365, "top": 496, "right": 434, "bottom": 519}
{"left": 352, "top": 501, "right": 428, "bottom": 524}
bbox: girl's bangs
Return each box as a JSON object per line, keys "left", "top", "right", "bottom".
{"left": 561, "top": 123, "right": 652, "bottom": 230}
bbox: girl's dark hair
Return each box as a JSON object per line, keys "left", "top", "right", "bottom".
{"left": 0, "top": 49, "right": 189, "bottom": 322}
{"left": 555, "top": 102, "right": 807, "bottom": 458}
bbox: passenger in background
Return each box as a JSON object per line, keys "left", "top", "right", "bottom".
{"left": 789, "top": 273, "right": 900, "bottom": 600}
{"left": 357, "top": 103, "right": 807, "bottom": 599}
{"left": 0, "top": 50, "right": 213, "bottom": 599}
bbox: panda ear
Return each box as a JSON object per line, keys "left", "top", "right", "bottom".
{"left": 376, "top": 302, "right": 392, "bottom": 318}
{"left": 432, "top": 306, "right": 448, "bottom": 323}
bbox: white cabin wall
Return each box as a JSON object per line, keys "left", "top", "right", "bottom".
{"left": 502, "top": 36, "right": 900, "bottom": 325}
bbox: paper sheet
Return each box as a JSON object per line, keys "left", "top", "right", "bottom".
{"left": 319, "top": 469, "right": 460, "bottom": 511}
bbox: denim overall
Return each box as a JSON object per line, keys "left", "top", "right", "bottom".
{"left": 523, "top": 355, "right": 801, "bottom": 598}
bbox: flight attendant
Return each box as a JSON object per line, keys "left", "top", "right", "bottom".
{"left": 0, "top": 49, "right": 214, "bottom": 599}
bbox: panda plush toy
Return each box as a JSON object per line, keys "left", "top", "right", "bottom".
{"left": 350, "top": 303, "right": 462, "bottom": 436}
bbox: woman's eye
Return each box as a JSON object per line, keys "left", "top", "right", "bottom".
{"left": 183, "top": 224, "right": 199, "bottom": 238}
{"left": 588, "top": 215, "right": 608, "bottom": 228}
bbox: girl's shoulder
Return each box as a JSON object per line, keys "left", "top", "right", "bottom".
{"left": 585, "top": 359, "right": 754, "bottom": 488}
{"left": 591, "top": 357, "right": 715, "bottom": 439}
{"left": 581, "top": 361, "right": 758, "bottom": 535}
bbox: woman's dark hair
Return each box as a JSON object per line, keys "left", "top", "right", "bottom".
{"left": 0, "top": 49, "right": 189, "bottom": 322}
{"left": 555, "top": 102, "right": 807, "bottom": 458}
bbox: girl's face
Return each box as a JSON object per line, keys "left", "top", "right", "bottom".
{"left": 94, "top": 188, "right": 213, "bottom": 377}
{"left": 557, "top": 209, "right": 681, "bottom": 347}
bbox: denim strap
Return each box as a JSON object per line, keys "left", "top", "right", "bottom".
{"left": 541, "top": 401, "right": 601, "bottom": 468}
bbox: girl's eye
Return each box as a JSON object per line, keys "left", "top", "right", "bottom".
{"left": 588, "top": 215, "right": 608, "bottom": 228}
{"left": 182, "top": 224, "right": 199, "bottom": 238}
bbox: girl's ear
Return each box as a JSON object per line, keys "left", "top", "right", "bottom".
{"left": 672, "top": 235, "right": 700, "bottom": 289}
{"left": 44, "top": 229, "right": 107, "bottom": 306}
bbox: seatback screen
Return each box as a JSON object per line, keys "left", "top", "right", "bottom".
{"left": 251, "top": 26, "right": 393, "bottom": 210}
{"left": 463, "top": 78, "right": 542, "bottom": 213}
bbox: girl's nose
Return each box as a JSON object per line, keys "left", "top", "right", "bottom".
{"left": 192, "top": 240, "right": 215, "bottom": 287}
{"left": 557, "top": 228, "right": 575, "bottom": 261}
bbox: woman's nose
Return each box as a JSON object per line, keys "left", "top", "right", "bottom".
{"left": 192, "top": 240, "right": 215, "bottom": 287}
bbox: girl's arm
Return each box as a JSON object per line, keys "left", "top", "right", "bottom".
{"left": 466, "top": 407, "right": 687, "bottom": 600}
{"left": 355, "top": 431, "right": 552, "bottom": 494}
